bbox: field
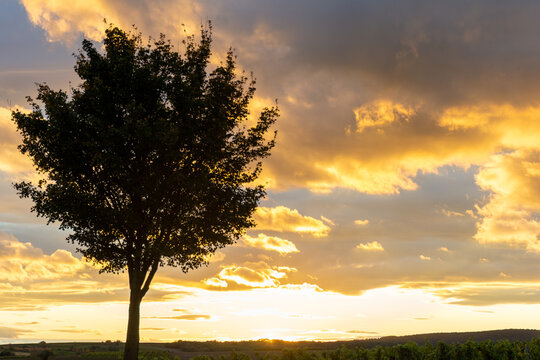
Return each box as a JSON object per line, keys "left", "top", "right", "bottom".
{"left": 2, "top": 330, "right": 540, "bottom": 360}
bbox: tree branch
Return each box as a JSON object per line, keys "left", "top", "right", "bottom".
{"left": 141, "top": 258, "right": 160, "bottom": 297}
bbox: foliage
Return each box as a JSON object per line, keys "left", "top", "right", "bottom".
{"left": 5, "top": 338, "right": 540, "bottom": 360}
{"left": 12, "top": 24, "right": 277, "bottom": 275}
{"left": 181, "top": 338, "right": 540, "bottom": 360}
{"left": 12, "top": 23, "right": 277, "bottom": 360}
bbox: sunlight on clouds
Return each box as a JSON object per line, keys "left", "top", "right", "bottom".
{"left": 474, "top": 150, "right": 540, "bottom": 252}
{"left": 356, "top": 241, "right": 384, "bottom": 251}
{"left": 0, "top": 234, "right": 191, "bottom": 310}
{"left": 0, "top": 107, "right": 34, "bottom": 174}
{"left": 242, "top": 234, "right": 299, "bottom": 255}
{"left": 21, "top": 0, "right": 112, "bottom": 42}
{"left": 205, "top": 262, "right": 297, "bottom": 289}
{"left": 204, "top": 277, "right": 228, "bottom": 288}
{"left": 440, "top": 104, "right": 540, "bottom": 150}
{"left": 253, "top": 206, "right": 330, "bottom": 237}
{"left": 354, "top": 100, "right": 416, "bottom": 133}
{"left": 202, "top": 252, "right": 226, "bottom": 263}
{"left": 354, "top": 219, "right": 369, "bottom": 226}
{"left": 306, "top": 162, "right": 419, "bottom": 194}
{"left": 419, "top": 281, "right": 540, "bottom": 306}
{"left": 21, "top": 0, "right": 201, "bottom": 43}
{"left": 0, "top": 235, "right": 85, "bottom": 282}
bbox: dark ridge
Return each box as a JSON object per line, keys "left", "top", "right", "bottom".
{"left": 163, "top": 329, "right": 540, "bottom": 351}
{"left": 353, "top": 328, "right": 540, "bottom": 347}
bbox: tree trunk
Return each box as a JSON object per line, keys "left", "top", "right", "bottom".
{"left": 124, "top": 289, "right": 142, "bottom": 360}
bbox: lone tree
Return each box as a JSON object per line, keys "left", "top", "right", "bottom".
{"left": 12, "top": 25, "right": 277, "bottom": 360}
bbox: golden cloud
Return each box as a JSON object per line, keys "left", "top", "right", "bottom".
{"left": 0, "top": 326, "right": 34, "bottom": 339}
{"left": 0, "top": 235, "right": 85, "bottom": 282}
{"left": 253, "top": 206, "right": 331, "bottom": 237}
{"left": 242, "top": 233, "right": 299, "bottom": 254}
{"left": 354, "top": 219, "right": 369, "bottom": 226}
{"left": 474, "top": 150, "right": 540, "bottom": 252}
{"left": 21, "top": 0, "right": 202, "bottom": 43}
{"left": 0, "top": 233, "right": 193, "bottom": 309}
{"left": 261, "top": 99, "right": 501, "bottom": 194}
{"left": 417, "top": 281, "right": 540, "bottom": 306}
{"left": 204, "top": 262, "right": 297, "bottom": 289}
{"left": 356, "top": 241, "right": 384, "bottom": 251}
{"left": 354, "top": 100, "right": 416, "bottom": 133}
{"left": 0, "top": 107, "right": 34, "bottom": 175}
{"left": 18, "top": 1, "right": 540, "bottom": 203}
{"left": 21, "top": 0, "right": 111, "bottom": 42}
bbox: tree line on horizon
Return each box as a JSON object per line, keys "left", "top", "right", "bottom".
{"left": 4, "top": 338, "right": 540, "bottom": 360}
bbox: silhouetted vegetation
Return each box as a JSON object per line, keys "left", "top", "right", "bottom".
{"left": 12, "top": 23, "right": 277, "bottom": 360}
{"left": 3, "top": 330, "right": 540, "bottom": 360}
{"left": 164, "top": 329, "right": 540, "bottom": 352}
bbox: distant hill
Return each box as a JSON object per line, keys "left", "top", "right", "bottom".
{"left": 352, "top": 328, "right": 540, "bottom": 347}
{"left": 163, "top": 329, "right": 540, "bottom": 352}
{"left": 3, "top": 329, "right": 539, "bottom": 354}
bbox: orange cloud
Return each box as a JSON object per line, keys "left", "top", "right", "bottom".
{"left": 20, "top": 0, "right": 202, "bottom": 43}
{"left": 419, "top": 281, "right": 540, "bottom": 306}
{"left": 474, "top": 150, "right": 540, "bottom": 252}
{"left": 356, "top": 241, "right": 384, "bottom": 251}
{"left": 0, "top": 233, "right": 194, "bottom": 310}
{"left": 0, "top": 235, "right": 85, "bottom": 282}
{"left": 242, "top": 234, "right": 299, "bottom": 255}
{"left": 0, "top": 107, "right": 34, "bottom": 175}
{"left": 261, "top": 99, "right": 500, "bottom": 194}
{"left": 253, "top": 206, "right": 331, "bottom": 237}
{"left": 354, "top": 219, "right": 369, "bottom": 226}
{"left": 204, "top": 262, "right": 297, "bottom": 289}
{"left": 354, "top": 100, "right": 416, "bottom": 133}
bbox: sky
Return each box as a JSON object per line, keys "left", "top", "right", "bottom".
{"left": 3, "top": 0, "right": 540, "bottom": 343}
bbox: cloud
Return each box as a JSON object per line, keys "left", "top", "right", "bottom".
{"left": 242, "top": 233, "right": 299, "bottom": 254}
{"left": 202, "top": 252, "right": 226, "bottom": 263}
{"left": 356, "top": 241, "right": 384, "bottom": 251}
{"left": 419, "top": 255, "right": 431, "bottom": 261}
{"left": 0, "top": 326, "right": 34, "bottom": 339}
{"left": 0, "top": 234, "right": 85, "bottom": 282}
{"left": 15, "top": 0, "right": 540, "bottom": 309}
{"left": 204, "top": 262, "right": 297, "bottom": 289}
{"left": 345, "top": 330, "right": 378, "bottom": 335}
{"left": 49, "top": 327, "right": 102, "bottom": 334}
{"left": 0, "top": 106, "right": 34, "bottom": 175}
{"left": 0, "top": 233, "right": 192, "bottom": 309}
{"left": 354, "top": 100, "right": 416, "bottom": 133}
{"left": 17, "top": 0, "right": 540, "bottom": 197}
{"left": 253, "top": 206, "right": 331, "bottom": 237}
{"left": 474, "top": 150, "right": 540, "bottom": 252}
{"left": 354, "top": 219, "right": 369, "bottom": 226}
{"left": 20, "top": 0, "right": 203, "bottom": 44}
{"left": 146, "top": 315, "right": 211, "bottom": 320}
{"left": 430, "top": 282, "right": 540, "bottom": 306}
{"left": 441, "top": 209, "right": 465, "bottom": 217}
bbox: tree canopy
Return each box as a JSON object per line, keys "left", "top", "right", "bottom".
{"left": 12, "top": 24, "right": 277, "bottom": 360}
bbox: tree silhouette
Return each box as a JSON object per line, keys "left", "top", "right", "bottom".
{"left": 12, "top": 24, "right": 277, "bottom": 360}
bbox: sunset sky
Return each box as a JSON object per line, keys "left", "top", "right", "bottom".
{"left": 4, "top": 0, "right": 540, "bottom": 343}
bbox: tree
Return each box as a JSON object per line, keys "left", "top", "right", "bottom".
{"left": 12, "top": 25, "right": 277, "bottom": 360}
